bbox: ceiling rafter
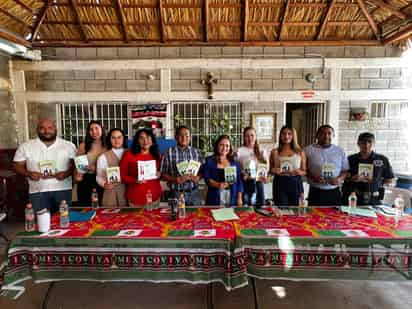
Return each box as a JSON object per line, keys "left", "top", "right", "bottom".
{"left": 0, "top": 6, "right": 32, "bottom": 29}
{"left": 203, "top": 0, "right": 209, "bottom": 42}
{"left": 278, "top": 0, "right": 290, "bottom": 40}
{"left": 70, "top": 0, "right": 88, "bottom": 43}
{"left": 32, "top": 0, "right": 50, "bottom": 42}
{"left": 356, "top": 0, "right": 380, "bottom": 40}
{"left": 114, "top": 0, "right": 128, "bottom": 43}
{"left": 14, "top": 0, "right": 35, "bottom": 14}
{"left": 159, "top": 0, "right": 165, "bottom": 43}
{"left": 316, "top": 0, "right": 336, "bottom": 40}
{"left": 242, "top": 0, "right": 249, "bottom": 42}
{"left": 366, "top": 0, "right": 407, "bottom": 19}
{"left": 383, "top": 22, "right": 412, "bottom": 44}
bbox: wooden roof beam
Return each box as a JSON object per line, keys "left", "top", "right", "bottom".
{"left": 317, "top": 0, "right": 336, "bottom": 40}
{"left": 32, "top": 0, "right": 50, "bottom": 42}
{"left": 203, "top": 0, "right": 209, "bottom": 42}
{"left": 278, "top": 0, "right": 290, "bottom": 40}
{"left": 14, "top": 0, "right": 35, "bottom": 14}
{"left": 70, "top": 0, "right": 88, "bottom": 43}
{"left": 0, "top": 7, "right": 32, "bottom": 29}
{"left": 366, "top": 0, "right": 407, "bottom": 19}
{"left": 115, "top": 0, "right": 129, "bottom": 43}
{"left": 0, "top": 28, "right": 32, "bottom": 47}
{"left": 357, "top": 0, "right": 380, "bottom": 40}
{"left": 242, "top": 0, "right": 249, "bottom": 41}
{"left": 383, "top": 23, "right": 412, "bottom": 44}
{"left": 159, "top": 0, "right": 165, "bottom": 43}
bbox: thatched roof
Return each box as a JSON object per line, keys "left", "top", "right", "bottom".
{"left": 1, "top": 0, "right": 412, "bottom": 48}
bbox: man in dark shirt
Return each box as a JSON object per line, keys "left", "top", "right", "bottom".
{"left": 343, "top": 132, "right": 394, "bottom": 205}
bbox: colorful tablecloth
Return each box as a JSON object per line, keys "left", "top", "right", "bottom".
{"left": 2, "top": 206, "right": 412, "bottom": 299}
{"left": 1, "top": 207, "right": 247, "bottom": 299}
{"left": 235, "top": 207, "right": 412, "bottom": 281}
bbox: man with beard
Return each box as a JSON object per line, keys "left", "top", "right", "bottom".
{"left": 305, "top": 124, "right": 349, "bottom": 206}
{"left": 14, "top": 119, "right": 76, "bottom": 213}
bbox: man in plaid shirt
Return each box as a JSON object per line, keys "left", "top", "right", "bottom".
{"left": 161, "top": 126, "right": 203, "bottom": 205}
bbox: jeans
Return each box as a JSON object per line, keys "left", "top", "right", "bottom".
{"left": 243, "top": 180, "right": 264, "bottom": 208}
{"left": 171, "top": 188, "right": 202, "bottom": 206}
{"left": 30, "top": 190, "right": 72, "bottom": 214}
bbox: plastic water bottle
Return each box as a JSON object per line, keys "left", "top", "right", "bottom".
{"left": 146, "top": 190, "right": 153, "bottom": 211}
{"left": 348, "top": 192, "right": 357, "bottom": 215}
{"left": 91, "top": 188, "right": 99, "bottom": 209}
{"left": 178, "top": 192, "right": 186, "bottom": 219}
{"left": 25, "top": 203, "right": 35, "bottom": 232}
{"left": 59, "top": 200, "right": 70, "bottom": 228}
{"left": 394, "top": 194, "right": 405, "bottom": 219}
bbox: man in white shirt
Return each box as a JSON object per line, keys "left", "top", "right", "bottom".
{"left": 305, "top": 125, "right": 349, "bottom": 206}
{"left": 14, "top": 119, "right": 76, "bottom": 213}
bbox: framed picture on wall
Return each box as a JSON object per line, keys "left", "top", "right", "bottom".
{"left": 250, "top": 113, "right": 276, "bottom": 143}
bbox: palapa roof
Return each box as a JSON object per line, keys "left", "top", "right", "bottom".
{"left": 1, "top": 0, "right": 412, "bottom": 48}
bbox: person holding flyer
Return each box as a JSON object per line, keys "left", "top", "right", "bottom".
{"left": 161, "top": 126, "right": 203, "bottom": 205}
{"left": 120, "top": 128, "right": 162, "bottom": 208}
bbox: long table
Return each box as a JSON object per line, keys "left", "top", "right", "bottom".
{"left": 2, "top": 206, "right": 412, "bottom": 303}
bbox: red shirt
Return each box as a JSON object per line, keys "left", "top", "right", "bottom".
{"left": 119, "top": 150, "right": 162, "bottom": 206}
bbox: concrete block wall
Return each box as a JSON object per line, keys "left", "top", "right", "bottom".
{"left": 342, "top": 68, "right": 412, "bottom": 90}
{"left": 338, "top": 100, "right": 410, "bottom": 172}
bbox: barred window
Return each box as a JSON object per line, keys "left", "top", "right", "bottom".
{"left": 370, "top": 101, "right": 408, "bottom": 119}
{"left": 172, "top": 101, "right": 243, "bottom": 154}
{"left": 58, "top": 103, "right": 129, "bottom": 146}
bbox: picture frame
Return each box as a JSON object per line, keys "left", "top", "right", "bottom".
{"left": 250, "top": 113, "right": 276, "bottom": 143}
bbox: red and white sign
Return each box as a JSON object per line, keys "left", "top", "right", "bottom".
{"left": 301, "top": 90, "right": 315, "bottom": 99}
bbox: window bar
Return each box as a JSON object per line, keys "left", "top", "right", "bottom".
{"left": 61, "top": 104, "right": 66, "bottom": 139}
{"left": 75, "top": 104, "right": 80, "bottom": 146}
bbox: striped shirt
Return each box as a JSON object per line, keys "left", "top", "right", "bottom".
{"left": 160, "top": 145, "right": 203, "bottom": 191}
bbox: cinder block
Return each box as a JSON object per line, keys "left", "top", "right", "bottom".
{"left": 214, "top": 80, "right": 231, "bottom": 90}
{"left": 54, "top": 71, "right": 75, "bottom": 80}
{"left": 201, "top": 69, "right": 221, "bottom": 79}
{"left": 139, "top": 47, "right": 160, "bottom": 58}
{"left": 284, "top": 47, "right": 305, "bottom": 56}
{"left": 189, "top": 80, "right": 204, "bottom": 90}
{"left": 180, "top": 68, "right": 201, "bottom": 80}
{"left": 97, "top": 47, "right": 118, "bottom": 59}
{"left": 105, "top": 80, "right": 126, "bottom": 91}
{"left": 263, "top": 47, "right": 284, "bottom": 57}
{"left": 389, "top": 79, "right": 405, "bottom": 89}
{"left": 39, "top": 71, "right": 55, "bottom": 80}
{"left": 381, "top": 68, "right": 401, "bottom": 78}
{"left": 171, "top": 80, "right": 190, "bottom": 91}
{"left": 118, "top": 47, "right": 139, "bottom": 59}
{"left": 262, "top": 69, "right": 282, "bottom": 79}
{"left": 180, "top": 47, "right": 201, "bottom": 58}
{"left": 365, "top": 47, "right": 386, "bottom": 57}
{"left": 341, "top": 79, "right": 349, "bottom": 90}
{"left": 385, "top": 46, "right": 402, "bottom": 57}
{"left": 293, "top": 79, "right": 313, "bottom": 90}
{"left": 126, "top": 80, "right": 147, "bottom": 91}
{"left": 147, "top": 80, "right": 160, "bottom": 91}
{"left": 115, "top": 70, "right": 135, "bottom": 80}
{"left": 223, "top": 69, "right": 241, "bottom": 80}
{"left": 231, "top": 80, "right": 252, "bottom": 90}
{"left": 171, "top": 69, "right": 180, "bottom": 80}
{"left": 273, "top": 79, "right": 293, "bottom": 90}
{"left": 305, "top": 46, "right": 344, "bottom": 58}
{"left": 243, "top": 47, "right": 264, "bottom": 56}
{"left": 348, "top": 79, "right": 369, "bottom": 89}
{"left": 95, "top": 70, "right": 115, "bottom": 80}
{"left": 201, "top": 47, "right": 222, "bottom": 58}
{"left": 55, "top": 48, "right": 76, "bottom": 59}
{"left": 160, "top": 47, "right": 180, "bottom": 58}
{"left": 136, "top": 70, "right": 158, "bottom": 80}
{"left": 282, "top": 69, "right": 303, "bottom": 79}
{"left": 342, "top": 69, "right": 360, "bottom": 78}
{"left": 76, "top": 48, "right": 97, "bottom": 59}
{"left": 344, "top": 46, "right": 365, "bottom": 57}
{"left": 360, "top": 68, "right": 380, "bottom": 78}
{"left": 41, "top": 80, "right": 64, "bottom": 91}
{"left": 252, "top": 79, "right": 273, "bottom": 90}
{"left": 369, "top": 79, "right": 389, "bottom": 89}
{"left": 85, "top": 80, "right": 105, "bottom": 91}
{"left": 74, "top": 70, "right": 95, "bottom": 80}
{"left": 313, "top": 79, "right": 329, "bottom": 90}
{"left": 222, "top": 47, "right": 242, "bottom": 57}
{"left": 242, "top": 69, "right": 261, "bottom": 79}
{"left": 64, "top": 80, "right": 84, "bottom": 91}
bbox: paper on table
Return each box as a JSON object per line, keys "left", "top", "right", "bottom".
{"left": 211, "top": 208, "right": 239, "bottom": 221}
{"left": 340, "top": 206, "right": 377, "bottom": 218}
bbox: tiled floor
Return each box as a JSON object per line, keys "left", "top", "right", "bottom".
{"left": 1, "top": 220, "right": 412, "bottom": 309}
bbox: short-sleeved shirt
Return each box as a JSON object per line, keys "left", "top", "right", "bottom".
{"left": 344, "top": 151, "right": 394, "bottom": 194}
{"left": 236, "top": 146, "right": 268, "bottom": 172}
{"left": 305, "top": 143, "right": 349, "bottom": 190}
{"left": 13, "top": 137, "right": 77, "bottom": 194}
{"left": 160, "top": 145, "right": 203, "bottom": 192}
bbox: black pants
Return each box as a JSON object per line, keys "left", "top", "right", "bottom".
{"left": 76, "top": 173, "right": 104, "bottom": 206}
{"left": 308, "top": 187, "right": 342, "bottom": 206}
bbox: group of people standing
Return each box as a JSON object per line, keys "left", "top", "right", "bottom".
{"left": 13, "top": 118, "right": 394, "bottom": 213}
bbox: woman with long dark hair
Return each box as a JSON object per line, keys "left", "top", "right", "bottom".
{"left": 74, "top": 120, "right": 106, "bottom": 206}
{"left": 96, "top": 128, "right": 128, "bottom": 207}
{"left": 119, "top": 128, "right": 162, "bottom": 208}
{"left": 237, "top": 127, "right": 268, "bottom": 208}
{"left": 203, "top": 135, "right": 243, "bottom": 207}
{"left": 270, "top": 125, "right": 306, "bottom": 206}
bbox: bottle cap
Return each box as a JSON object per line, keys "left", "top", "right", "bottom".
{"left": 26, "top": 203, "right": 32, "bottom": 208}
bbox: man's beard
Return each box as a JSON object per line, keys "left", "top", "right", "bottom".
{"left": 38, "top": 132, "right": 57, "bottom": 142}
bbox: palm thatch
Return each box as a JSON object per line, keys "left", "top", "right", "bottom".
{"left": 0, "top": 0, "right": 412, "bottom": 47}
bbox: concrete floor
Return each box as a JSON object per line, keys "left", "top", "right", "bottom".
{"left": 1, "top": 220, "right": 412, "bottom": 309}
